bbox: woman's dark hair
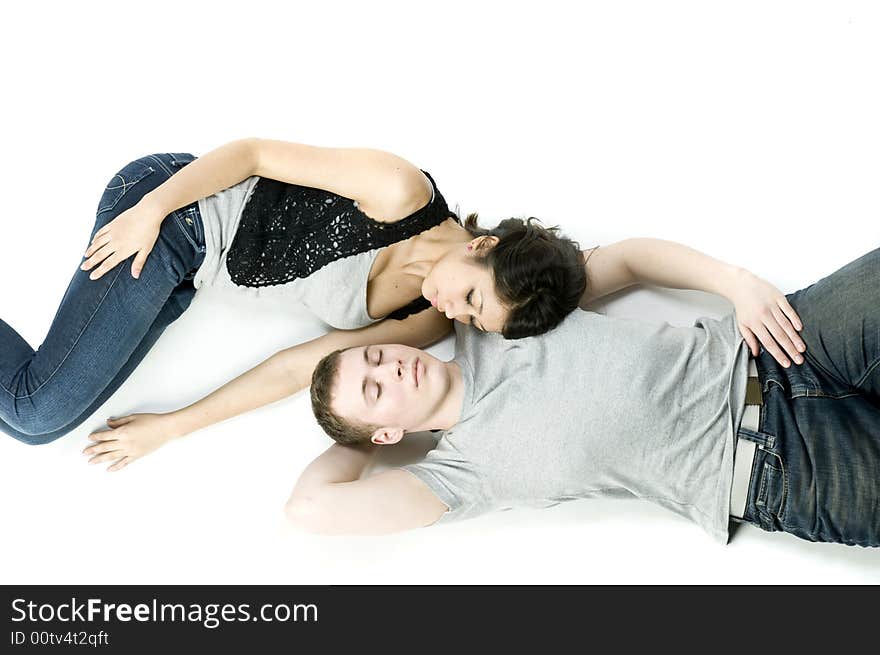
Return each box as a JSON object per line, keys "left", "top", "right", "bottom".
{"left": 463, "top": 214, "right": 587, "bottom": 339}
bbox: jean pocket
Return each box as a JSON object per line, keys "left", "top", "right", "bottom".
{"left": 756, "top": 450, "right": 787, "bottom": 525}
{"left": 172, "top": 204, "right": 204, "bottom": 254}
{"left": 97, "top": 158, "right": 156, "bottom": 214}
{"left": 168, "top": 153, "right": 196, "bottom": 170}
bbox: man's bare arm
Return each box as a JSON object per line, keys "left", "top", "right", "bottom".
{"left": 285, "top": 443, "right": 448, "bottom": 535}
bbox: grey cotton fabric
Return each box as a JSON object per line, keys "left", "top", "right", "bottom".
{"left": 401, "top": 308, "right": 750, "bottom": 545}
{"left": 194, "top": 177, "right": 385, "bottom": 330}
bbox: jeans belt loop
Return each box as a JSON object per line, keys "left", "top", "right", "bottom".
{"left": 730, "top": 355, "right": 762, "bottom": 519}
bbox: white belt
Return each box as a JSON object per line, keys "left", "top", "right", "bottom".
{"left": 729, "top": 356, "right": 760, "bottom": 519}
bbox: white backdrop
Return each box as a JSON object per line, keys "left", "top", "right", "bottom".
{"left": 1, "top": 1, "right": 878, "bottom": 584}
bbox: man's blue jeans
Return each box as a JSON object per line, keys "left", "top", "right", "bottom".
{"left": 0, "top": 153, "right": 206, "bottom": 444}
{"left": 732, "top": 247, "right": 880, "bottom": 547}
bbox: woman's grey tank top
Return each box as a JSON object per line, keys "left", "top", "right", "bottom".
{"left": 193, "top": 172, "right": 451, "bottom": 330}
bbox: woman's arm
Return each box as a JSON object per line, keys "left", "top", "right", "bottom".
{"left": 252, "top": 140, "right": 432, "bottom": 221}
{"left": 83, "top": 309, "right": 452, "bottom": 470}
{"left": 616, "top": 237, "right": 744, "bottom": 300}
{"left": 140, "top": 138, "right": 259, "bottom": 216}
{"left": 285, "top": 443, "right": 447, "bottom": 535}
{"left": 581, "top": 238, "right": 807, "bottom": 368}
{"left": 579, "top": 238, "right": 746, "bottom": 306}
{"left": 83, "top": 138, "right": 432, "bottom": 279}
{"left": 143, "top": 138, "right": 432, "bottom": 221}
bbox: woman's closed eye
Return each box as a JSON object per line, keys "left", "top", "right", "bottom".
{"left": 466, "top": 289, "right": 484, "bottom": 331}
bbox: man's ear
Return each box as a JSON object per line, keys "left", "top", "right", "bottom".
{"left": 371, "top": 427, "right": 405, "bottom": 445}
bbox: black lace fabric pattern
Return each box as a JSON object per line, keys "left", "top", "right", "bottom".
{"left": 227, "top": 170, "right": 454, "bottom": 283}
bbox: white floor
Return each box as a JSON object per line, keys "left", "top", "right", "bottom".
{"left": 1, "top": 1, "right": 879, "bottom": 584}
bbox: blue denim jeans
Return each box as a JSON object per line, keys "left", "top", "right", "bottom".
{"left": 0, "top": 153, "right": 206, "bottom": 444}
{"left": 731, "top": 247, "right": 880, "bottom": 547}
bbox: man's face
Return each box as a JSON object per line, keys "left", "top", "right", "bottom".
{"left": 332, "top": 344, "right": 452, "bottom": 440}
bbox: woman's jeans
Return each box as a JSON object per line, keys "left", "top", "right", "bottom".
{"left": 0, "top": 153, "right": 205, "bottom": 444}
{"left": 732, "top": 246, "right": 880, "bottom": 547}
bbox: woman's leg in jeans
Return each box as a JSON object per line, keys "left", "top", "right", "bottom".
{"left": 0, "top": 153, "right": 204, "bottom": 444}
{"left": 0, "top": 279, "right": 197, "bottom": 444}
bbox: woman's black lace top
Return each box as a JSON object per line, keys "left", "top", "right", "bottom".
{"left": 225, "top": 170, "right": 457, "bottom": 321}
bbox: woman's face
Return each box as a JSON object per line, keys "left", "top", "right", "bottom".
{"left": 421, "top": 237, "right": 509, "bottom": 333}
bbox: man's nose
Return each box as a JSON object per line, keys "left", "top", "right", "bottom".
{"left": 380, "top": 359, "right": 405, "bottom": 382}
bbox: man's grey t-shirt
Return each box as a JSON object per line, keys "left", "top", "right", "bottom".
{"left": 401, "top": 309, "right": 750, "bottom": 545}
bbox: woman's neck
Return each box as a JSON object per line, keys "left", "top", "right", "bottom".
{"left": 395, "top": 217, "right": 471, "bottom": 279}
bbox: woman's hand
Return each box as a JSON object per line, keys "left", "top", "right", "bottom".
{"left": 81, "top": 199, "right": 166, "bottom": 280}
{"left": 729, "top": 268, "right": 807, "bottom": 368}
{"left": 83, "top": 413, "right": 182, "bottom": 471}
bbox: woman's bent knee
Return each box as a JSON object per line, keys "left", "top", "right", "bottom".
{"left": 15, "top": 430, "right": 69, "bottom": 446}
{"left": 1, "top": 419, "right": 73, "bottom": 445}
{"left": 2, "top": 407, "right": 80, "bottom": 442}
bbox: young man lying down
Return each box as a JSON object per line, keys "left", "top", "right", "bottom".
{"left": 286, "top": 276, "right": 880, "bottom": 549}
{"left": 285, "top": 303, "right": 762, "bottom": 546}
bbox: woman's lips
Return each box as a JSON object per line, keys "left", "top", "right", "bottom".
{"left": 413, "top": 358, "right": 421, "bottom": 387}
{"left": 430, "top": 295, "right": 438, "bottom": 308}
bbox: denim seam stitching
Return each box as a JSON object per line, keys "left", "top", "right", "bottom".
{"left": 0, "top": 265, "right": 127, "bottom": 400}
{"left": 147, "top": 154, "right": 175, "bottom": 177}
{"left": 854, "top": 356, "right": 880, "bottom": 390}
{"left": 171, "top": 212, "right": 200, "bottom": 252}
{"left": 801, "top": 347, "right": 861, "bottom": 393}
{"left": 756, "top": 453, "right": 788, "bottom": 526}
{"left": 187, "top": 205, "right": 204, "bottom": 245}
{"left": 98, "top": 167, "right": 155, "bottom": 214}
{"left": 756, "top": 464, "right": 768, "bottom": 508}
{"left": 800, "top": 389, "right": 862, "bottom": 400}
{"left": 737, "top": 426, "right": 775, "bottom": 449}
{"left": 105, "top": 175, "right": 144, "bottom": 191}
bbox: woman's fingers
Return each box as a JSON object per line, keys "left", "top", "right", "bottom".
{"left": 768, "top": 306, "right": 804, "bottom": 364}
{"left": 81, "top": 242, "right": 115, "bottom": 272}
{"left": 88, "top": 450, "right": 124, "bottom": 465}
{"left": 760, "top": 317, "right": 794, "bottom": 366}
{"left": 777, "top": 299, "right": 806, "bottom": 350}
{"left": 93, "top": 222, "right": 113, "bottom": 241}
{"left": 88, "top": 253, "right": 125, "bottom": 280}
{"left": 107, "top": 416, "right": 135, "bottom": 427}
{"left": 84, "top": 234, "right": 112, "bottom": 259}
{"left": 778, "top": 296, "right": 803, "bottom": 332}
{"left": 752, "top": 322, "right": 791, "bottom": 367}
{"left": 88, "top": 428, "right": 115, "bottom": 442}
{"left": 739, "top": 324, "right": 761, "bottom": 358}
{"left": 83, "top": 440, "right": 119, "bottom": 456}
{"left": 107, "top": 457, "right": 132, "bottom": 472}
{"left": 131, "top": 251, "right": 149, "bottom": 279}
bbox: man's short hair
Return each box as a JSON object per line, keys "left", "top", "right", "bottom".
{"left": 310, "top": 347, "right": 380, "bottom": 445}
